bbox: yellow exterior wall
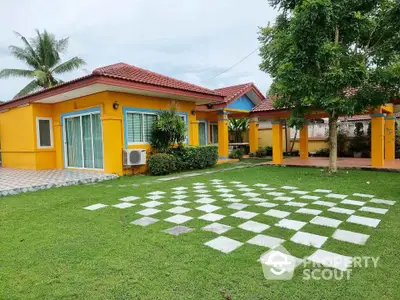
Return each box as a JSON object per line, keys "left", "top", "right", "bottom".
{"left": 0, "top": 91, "right": 197, "bottom": 175}
{"left": 0, "top": 105, "right": 37, "bottom": 169}
{"left": 291, "top": 140, "right": 328, "bottom": 152}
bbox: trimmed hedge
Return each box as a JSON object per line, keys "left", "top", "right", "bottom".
{"left": 168, "top": 145, "right": 218, "bottom": 171}
{"left": 149, "top": 145, "right": 218, "bottom": 175}
{"left": 148, "top": 154, "right": 177, "bottom": 175}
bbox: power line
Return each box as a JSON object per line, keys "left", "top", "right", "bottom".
{"left": 208, "top": 47, "right": 259, "bottom": 80}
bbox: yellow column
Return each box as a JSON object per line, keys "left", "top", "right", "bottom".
{"left": 189, "top": 121, "right": 199, "bottom": 146}
{"left": 272, "top": 120, "right": 283, "bottom": 164}
{"left": 385, "top": 115, "right": 396, "bottom": 160}
{"left": 249, "top": 116, "right": 259, "bottom": 153}
{"left": 299, "top": 123, "right": 309, "bottom": 159}
{"left": 371, "top": 113, "right": 385, "bottom": 167}
{"left": 53, "top": 121, "right": 64, "bottom": 169}
{"left": 217, "top": 111, "right": 229, "bottom": 159}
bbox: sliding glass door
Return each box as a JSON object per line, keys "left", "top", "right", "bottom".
{"left": 64, "top": 113, "right": 103, "bottom": 169}
{"left": 198, "top": 122, "right": 207, "bottom": 145}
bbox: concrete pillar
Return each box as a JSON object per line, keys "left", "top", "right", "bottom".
{"left": 299, "top": 123, "right": 309, "bottom": 159}
{"left": 217, "top": 111, "right": 229, "bottom": 159}
{"left": 249, "top": 116, "right": 259, "bottom": 153}
{"left": 189, "top": 121, "right": 199, "bottom": 146}
{"left": 371, "top": 113, "right": 385, "bottom": 167}
{"left": 272, "top": 120, "right": 283, "bottom": 164}
{"left": 385, "top": 115, "right": 396, "bottom": 160}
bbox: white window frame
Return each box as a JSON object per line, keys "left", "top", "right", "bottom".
{"left": 127, "top": 111, "right": 158, "bottom": 145}
{"left": 36, "top": 117, "right": 54, "bottom": 149}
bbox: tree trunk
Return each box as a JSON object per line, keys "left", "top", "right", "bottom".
{"left": 290, "top": 130, "right": 298, "bottom": 152}
{"left": 328, "top": 115, "right": 338, "bottom": 173}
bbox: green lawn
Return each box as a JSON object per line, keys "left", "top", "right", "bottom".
{"left": 1, "top": 166, "right": 399, "bottom": 299}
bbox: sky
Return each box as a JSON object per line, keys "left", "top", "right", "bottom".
{"left": 0, "top": 0, "right": 277, "bottom": 101}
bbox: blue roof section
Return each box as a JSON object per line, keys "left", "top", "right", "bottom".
{"left": 227, "top": 94, "right": 255, "bottom": 111}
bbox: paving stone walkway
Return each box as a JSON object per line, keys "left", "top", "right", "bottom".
{"left": 84, "top": 178, "right": 396, "bottom": 273}
{"left": 0, "top": 168, "right": 117, "bottom": 196}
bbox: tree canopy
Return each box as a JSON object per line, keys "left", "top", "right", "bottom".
{"left": 259, "top": 0, "right": 400, "bottom": 171}
{"left": 0, "top": 30, "right": 86, "bottom": 98}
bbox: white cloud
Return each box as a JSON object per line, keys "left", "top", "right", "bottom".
{"left": 0, "top": 0, "right": 276, "bottom": 100}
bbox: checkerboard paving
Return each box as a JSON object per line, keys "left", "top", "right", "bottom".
{"left": 84, "top": 179, "right": 396, "bottom": 272}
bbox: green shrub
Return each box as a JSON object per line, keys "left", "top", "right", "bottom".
{"left": 229, "top": 148, "right": 244, "bottom": 159}
{"left": 315, "top": 148, "right": 330, "bottom": 157}
{"left": 256, "top": 147, "right": 267, "bottom": 157}
{"left": 148, "top": 154, "right": 177, "bottom": 175}
{"left": 265, "top": 146, "right": 273, "bottom": 156}
{"left": 168, "top": 145, "right": 218, "bottom": 171}
{"left": 249, "top": 152, "right": 256, "bottom": 158}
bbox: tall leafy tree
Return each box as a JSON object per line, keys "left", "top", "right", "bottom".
{"left": 229, "top": 118, "right": 249, "bottom": 143}
{"left": 0, "top": 30, "right": 86, "bottom": 98}
{"left": 259, "top": 0, "right": 400, "bottom": 172}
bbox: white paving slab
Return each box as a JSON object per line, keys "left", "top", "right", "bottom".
{"left": 231, "top": 211, "right": 258, "bottom": 220}
{"left": 296, "top": 208, "right": 322, "bottom": 215}
{"left": 300, "top": 195, "right": 320, "bottom": 200}
{"left": 310, "top": 216, "right": 342, "bottom": 228}
{"left": 235, "top": 184, "right": 248, "bottom": 188}
{"left": 262, "top": 187, "right": 276, "bottom": 191}
{"left": 119, "top": 196, "right": 140, "bottom": 202}
{"left": 285, "top": 202, "right": 308, "bottom": 207}
{"left": 281, "top": 186, "right": 298, "bottom": 190}
{"left": 193, "top": 185, "right": 207, "bottom": 190}
{"left": 307, "top": 249, "right": 352, "bottom": 271}
{"left": 290, "top": 231, "right": 328, "bottom": 248}
{"left": 148, "top": 191, "right": 166, "bottom": 195}
{"left": 164, "top": 226, "right": 193, "bottom": 236}
{"left": 353, "top": 193, "right": 374, "bottom": 198}
{"left": 193, "top": 182, "right": 206, "bottom": 186}
{"left": 239, "top": 220, "right": 270, "bottom": 233}
{"left": 112, "top": 202, "right": 135, "bottom": 209}
{"left": 247, "top": 234, "right": 285, "bottom": 248}
{"left": 256, "top": 202, "right": 279, "bottom": 208}
{"left": 84, "top": 203, "right": 108, "bottom": 210}
{"left": 326, "top": 193, "right": 348, "bottom": 200}
{"left": 222, "top": 198, "right": 242, "bottom": 203}
{"left": 195, "top": 190, "right": 210, "bottom": 194}
{"left": 202, "top": 222, "right": 232, "bottom": 234}
{"left": 170, "top": 200, "right": 190, "bottom": 206}
{"left": 264, "top": 209, "right": 291, "bottom": 219}
{"left": 254, "top": 183, "right": 269, "bottom": 187}
{"left": 199, "top": 213, "right": 225, "bottom": 222}
{"left": 332, "top": 229, "right": 370, "bottom": 245}
{"left": 267, "top": 192, "right": 285, "bottom": 197}
{"left": 195, "top": 198, "right": 216, "bottom": 204}
{"left": 167, "top": 206, "right": 191, "bottom": 214}
{"left": 291, "top": 190, "right": 309, "bottom": 195}
{"left": 359, "top": 206, "right": 388, "bottom": 215}
{"left": 196, "top": 204, "right": 221, "bottom": 213}
{"left": 196, "top": 194, "right": 213, "bottom": 198}
{"left": 347, "top": 215, "right": 381, "bottom": 228}
{"left": 164, "top": 214, "right": 193, "bottom": 224}
{"left": 313, "top": 200, "right": 337, "bottom": 207}
{"left": 137, "top": 208, "right": 161, "bottom": 216}
{"left": 227, "top": 203, "right": 249, "bottom": 210}
{"left": 274, "top": 196, "right": 294, "bottom": 202}
{"left": 131, "top": 217, "right": 159, "bottom": 226}
{"left": 276, "top": 219, "right": 307, "bottom": 231}
{"left": 219, "top": 194, "right": 236, "bottom": 198}
{"left": 341, "top": 199, "right": 366, "bottom": 206}
{"left": 328, "top": 207, "right": 355, "bottom": 215}
{"left": 313, "top": 189, "right": 332, "bottom": 193}
{"left": 216, "top": 188, "right": 232, "bottom": 193}
{"left": 172, "top": 187, "right": 188, "bottom": 191}
{"left": 249, "top": 197, "right": 269, "bottom": 202}
{"left": 238, "top": 188, "right": 254, "bottom": 192}
{"left": 141, "top": 201, "right": 163, "bottom": 208}
{"left": 230, "top": 181, "right": 242, "bottom": 184}
{"left": 242, "top": 192, "right": 261, "bottom": 197}
{"left": 172, "top": 191, "right": 187, "bottom": 195}
{"left": 370, "top": 198, "right": 396, "bottom": 206}
{"left": 146, "top": 195, "right": 164, "bottom": 200}
{"left": 204, "top": 236, "right": 243, "bottom": 253}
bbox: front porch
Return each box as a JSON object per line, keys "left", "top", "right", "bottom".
{"left": 266, "top": 157, "right": 400, "bottom": 171}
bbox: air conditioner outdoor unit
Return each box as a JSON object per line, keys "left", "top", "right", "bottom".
{"left": 123, "top": 149, "right": 147, "bottom": 166}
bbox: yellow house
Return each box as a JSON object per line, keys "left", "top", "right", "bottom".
{"left": 0, "top": 63, "right": 264, "bottom": 175}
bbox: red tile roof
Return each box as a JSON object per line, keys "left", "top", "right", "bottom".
{"left": 251, "top": 97, "right": 275, "bottom": 112}
{"left": 340, "top": 112, "right": 400, "bottom": 121}
{"left": 212, "top": 82, "right": 265, "bottom": 104}
{"left": 93, "top": 63, "right": 221, "bottom": 96}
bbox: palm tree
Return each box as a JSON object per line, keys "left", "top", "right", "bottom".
{"left": 228, "top": 117, "right": 249, "bottom": 143}
{"left": 0, "top": 30, "right": 86, "bottom": 98}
